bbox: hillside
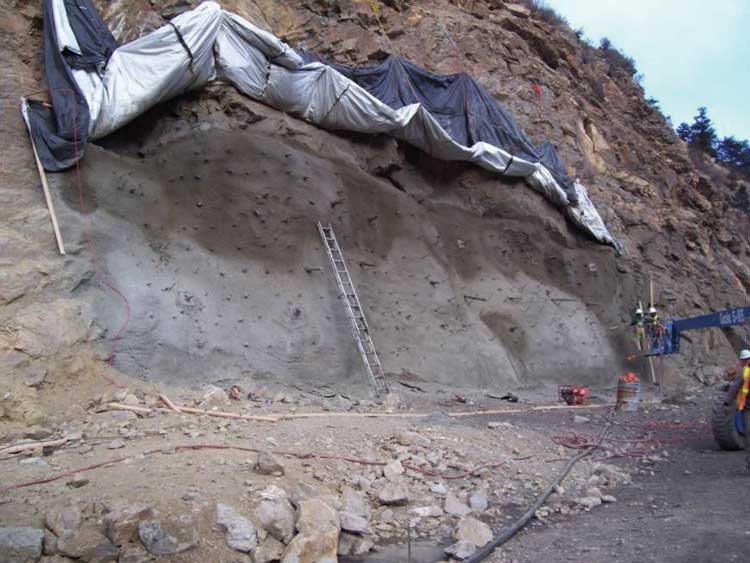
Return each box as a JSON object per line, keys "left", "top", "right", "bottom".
{"left": 3, "top": 2, "right": 750, "bottom": 563}
{"left": 2, "top": 0, "right": 749, "bottom": 416}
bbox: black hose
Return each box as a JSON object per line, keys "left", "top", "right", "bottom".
{"left": 462, "top": 410, "right": 615, "bottom": 563}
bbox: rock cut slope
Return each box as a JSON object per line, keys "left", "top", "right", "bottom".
{"left": 1, "top": 0, "right": 749, "bottom": 416}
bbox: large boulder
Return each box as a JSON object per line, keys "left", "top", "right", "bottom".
{"left": 281, "top": 498, "right": 339, "bottom": 563}
{"left": 254, "top": 486, "right": 296, "bottom": 544}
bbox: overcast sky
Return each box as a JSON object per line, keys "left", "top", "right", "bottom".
{"left": 549, "top": 0, "right": 750, "bottom": 140}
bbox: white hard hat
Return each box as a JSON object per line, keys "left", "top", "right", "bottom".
{"left": 635, "top": 308, "right": 643, "bottom": 315}
{"left": 739, "top": 350, "right": 750, "bottom": 360}
{"left": 648, "top": 307, "right": 657, "bottom": 314}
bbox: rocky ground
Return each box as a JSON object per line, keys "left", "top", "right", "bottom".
{"left": 1, "top": 376, "right": 700, "bottom": 563}
{"left": 2, "top": 1, "right": 749, "bottom": 561}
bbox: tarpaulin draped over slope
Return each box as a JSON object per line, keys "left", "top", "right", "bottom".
{"left": 21, "top": 0, "right": 619, "bottom": 250}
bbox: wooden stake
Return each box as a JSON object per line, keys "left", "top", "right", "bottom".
{"left": 649, "top": 274, "right": 654, "bottom": 308}
{"left": 159, "top": 393, "right": 182, "bottom": 413}
{"left": 108, "top": 400, "right": 622, "bottom": 423}
{"left": 648, "top": 356, "right": 657, "bottom": 385}
{"left": 28, "top": 127, "right": 66, "bottom": 255}
{"left": 0, "top": 438, "right": 68, "bottom": 456}
{"left": 108, "top": 403, "right": 280, "bottom": 423}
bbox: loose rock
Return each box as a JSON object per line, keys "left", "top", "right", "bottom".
{"left": 337, "top": 532, "right": 374, "bottom": 556}
{"left": 254, "top": 486, "right": 296, "bottom": 544}
{"left": 57, "top": 526, "right": 114, "bottom": 561}
{"left": 410, "top": 505, "right": 443, "bottom": 518}
{"left": 45, "top": 505, "right": 82, "bottom": 539}
{"left": 256, "top": 451, "right": 285, "bottom": 476}
{"left": 104, "top": 505, "right": 154, "bottom": 546}
{"left": 445, "top": 540, "right": 476, "bottom": 559}
{"left": 118, "top": 546, "right": 151, "bottom": 563}
{"left": 383, "top": 460, "right": 404, "bottom": 480}
{"left": 138, "top": 517, "right": 197, "bottom": 556}
{"left": 282, "top": 498, "right": 339, "bottom": 563}
{"left": 0, "top": 527, "right": 44, "bottom": 563}
{"left": 576, "top": 496, "right": 602, "bottom": 510}
{"left": 469, "top": 491, "right": 489, "bottom": 513}
{"left": 253, "top": 536, "right": 285, "bottom": 563}
{"left": 338, "top": 512, "right": 370, "bottom": 535}
{"left": 216, "top": 503, "right": 257, "bottom": 553}
{"left": 444, "top": 492, "right": 471, "bottom": 516}
{"left": 340, "top": 487, "right": 370, "bottom": 519}
{"left": 377, "top": 481, "right": 410, "bottom": 506}
{"left": 455, "top": 516, "right": 493, "bottom": 547}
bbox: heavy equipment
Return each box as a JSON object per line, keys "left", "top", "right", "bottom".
{"left": 646, "top": 306, "right": 750, "bottom": 451}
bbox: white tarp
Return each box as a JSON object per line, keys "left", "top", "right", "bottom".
{"left": 60, "top": 1, "right": 617, "bottom": 249}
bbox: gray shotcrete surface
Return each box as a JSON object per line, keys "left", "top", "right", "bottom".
{"left": 48, "top": 98, "right": 634, "bottom": 393}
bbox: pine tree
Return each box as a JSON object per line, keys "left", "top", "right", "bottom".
{"left": 688, "top": 107, "right": 717, "bottom": 156}
{"left": 676, "top": 122, "right": 691, "bottom": 142}
{"left": 716, "top": 136, "right": 750, "bottom": 174}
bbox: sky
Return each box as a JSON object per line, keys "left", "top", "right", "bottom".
{"left": 549, "top": 0, "right": 750, "bottom": 140}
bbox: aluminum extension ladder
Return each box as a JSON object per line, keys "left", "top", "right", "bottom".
{"left": 317, "top": 222, "right": 389, "bottom": 397}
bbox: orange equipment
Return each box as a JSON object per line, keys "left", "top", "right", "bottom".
{"left": 620, "top": 372, "right": 640, "bottom": 383}
{"left": 558, "top": 385, "right": 590, "bottom": 406}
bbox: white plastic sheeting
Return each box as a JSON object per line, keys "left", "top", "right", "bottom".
{"left": 61, "top": 1, "right": 617, "bottom": 248}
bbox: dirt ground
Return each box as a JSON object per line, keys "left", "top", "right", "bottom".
{"left": 498, "top": 396, "right": 750, "bottom": 563}
{"left": 2, "top": 374, "right": 737, "bottom": 563}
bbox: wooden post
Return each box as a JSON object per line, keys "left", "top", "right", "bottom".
{"left": 649, "top": 274, "right": 654, "bottom": 308}
{"left": 27, "top": 126, "right": 66, "bottom": 255}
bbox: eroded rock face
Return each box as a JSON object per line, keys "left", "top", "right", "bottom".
{"left": 3, "top": 0, "right": 748, "bottom": 399}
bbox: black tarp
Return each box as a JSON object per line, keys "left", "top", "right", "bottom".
{"left": 26, "top": 0, "right": 118, "bottom": 171}
{"left": 300, "top": 53, "right": 577, "bottom": 203}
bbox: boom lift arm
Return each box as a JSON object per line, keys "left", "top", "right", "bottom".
{"left": 650, "top": 306, "right": 750, "bottom": 356}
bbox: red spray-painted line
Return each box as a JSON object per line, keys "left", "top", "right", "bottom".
{"left": 22, "top": 89, "right": 130, "bottom": 387}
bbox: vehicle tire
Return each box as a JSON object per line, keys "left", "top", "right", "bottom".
{"left": 711, "top": 394, "right": 744, "bottom": 451}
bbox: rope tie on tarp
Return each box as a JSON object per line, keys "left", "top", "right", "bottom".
{"left": 168, "top": 21, "right": 194, "bottom": 73}
{"left": 319, "top": 81, "right": 351, "bottom": 124}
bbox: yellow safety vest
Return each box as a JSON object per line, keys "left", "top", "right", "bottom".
{"left": 737, "top": 365, "right": 750, "bottom": 411}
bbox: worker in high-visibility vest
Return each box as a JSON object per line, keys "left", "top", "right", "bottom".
{"left": 725, "top": 349, "right": 750, "bottom": 470}
{"left": 726, "top": 349, "right": 750, "bottom": 407}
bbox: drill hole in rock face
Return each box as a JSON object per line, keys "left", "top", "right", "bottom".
{"left": 48, "top": 97, "right": 627, "bottom": 393}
